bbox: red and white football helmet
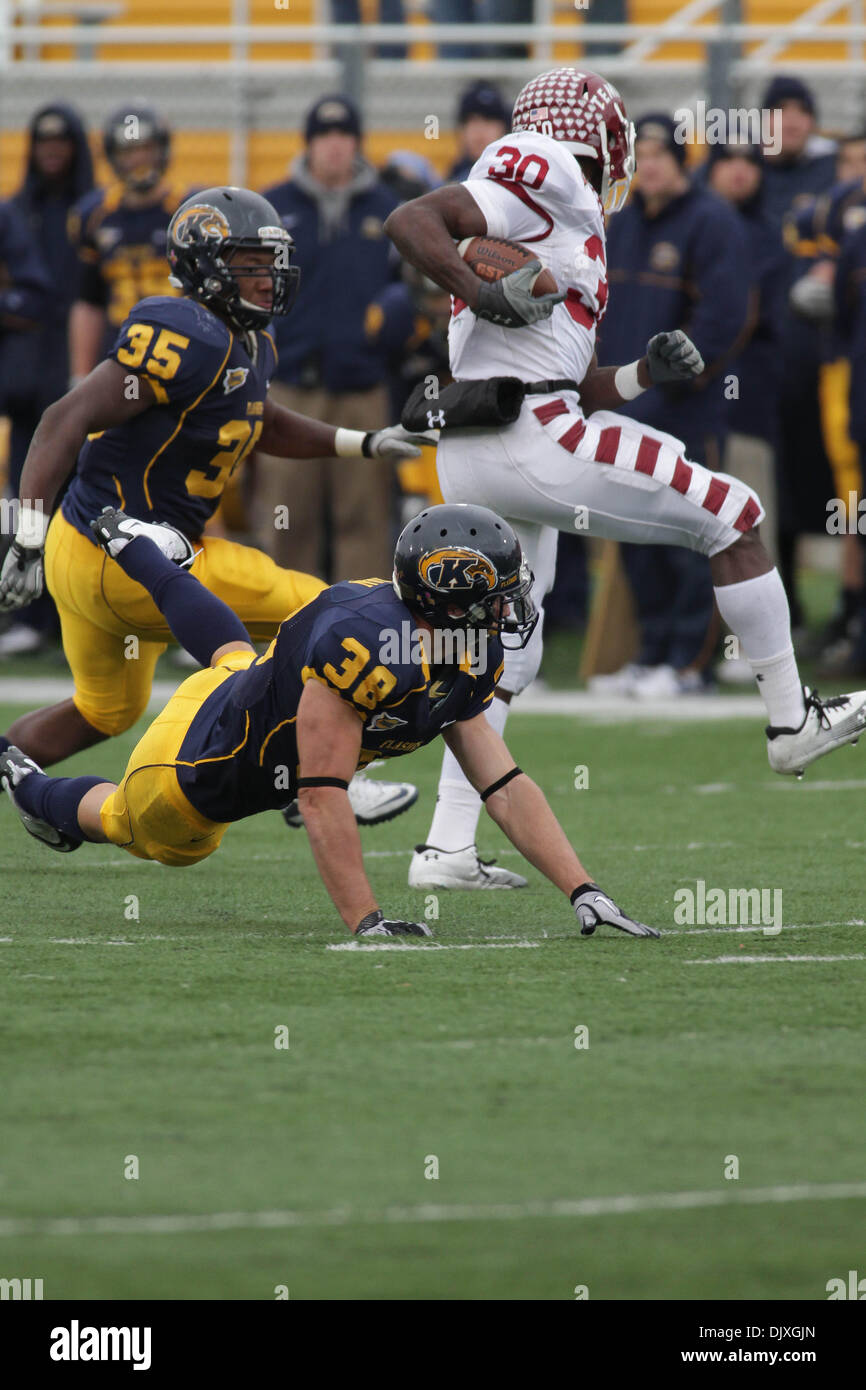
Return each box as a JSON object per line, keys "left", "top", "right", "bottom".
{"left": 512, "top": 68, "right": 636, "bottom": 213}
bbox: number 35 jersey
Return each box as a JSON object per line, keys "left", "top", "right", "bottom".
{"left": 62, "top": 295, "right": 276, "bottom": 543}
{"left": 452, "top": 129, "right": 608, "bottom": 390}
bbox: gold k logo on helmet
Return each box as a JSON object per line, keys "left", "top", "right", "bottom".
{"left": 419, "top": 548, "right": 498, "bottom": 593}
{"left": 172, "top": 204, "right": 231, "bottom": 247}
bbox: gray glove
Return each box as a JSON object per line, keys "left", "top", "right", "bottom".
{"left": 646, "top": 330, "right": 704, "bottom": 385}
{"left": 0, "top": 542, "right": 44, "bottom": 611}
{"left": 476, "top": 260, "right": 566, "bottom": 329}
{"left": 363, "top": 424, "right": 439, "bottom": 460}
{"left": 789, "top": 275, "right": 835, "bottom": 321}
{"left": 572, "top": 882, "right": 660, "bottom": 939}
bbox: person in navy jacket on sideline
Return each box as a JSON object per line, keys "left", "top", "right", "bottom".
{"left": 256, "top": 95, "right": 402, "bottom": 582}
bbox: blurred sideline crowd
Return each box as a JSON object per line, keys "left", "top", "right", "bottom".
{"left": 3, "top": 75, "right": 866, "bottom": 691}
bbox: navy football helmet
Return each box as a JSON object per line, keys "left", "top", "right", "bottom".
{"left": 393, "top": 504, "right": 537, "bottom": 650}
{"left": 103, "top": 105, "right": 171, "bottom": 192}
{"left": 167, "top": 187, "right": 301, "bottom": 332}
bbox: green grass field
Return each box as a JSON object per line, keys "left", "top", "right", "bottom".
{"left": 1, "top": 699, "right": 865, "bottom": 1301}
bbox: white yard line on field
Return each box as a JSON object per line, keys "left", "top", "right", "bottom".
{"left": 0, "top": 677, "right": 766, "bottom": 722}
{"left": 327, "top": 941, "right": 540, "bottom": 952}
{"left": 0, "top": 921, "right": 862, "bottom": 946}
{"left": 687, "top": 953, "right": 866, "bottom": 965}
{"left": 1, "top": 1181, "right": 865, "bottom": 1240}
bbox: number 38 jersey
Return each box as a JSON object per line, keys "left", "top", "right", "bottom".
{"left": 452, "top": 130, "right": 608, "bottom": 389}
{"left": 174, "top": 580, "right": 504, "bottom": 824}
{"left": 62, "top": 295, "right": 276, "bottom": 543}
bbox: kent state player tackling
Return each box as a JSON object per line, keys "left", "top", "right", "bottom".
{"left": 386, "top": 67, "right": 866, "bottom": 892}
{"left": 0, "top": 186, "right": 431, "bottom": 827}
{"left": 0, "top": 502, "right": 659, "bottom": 940}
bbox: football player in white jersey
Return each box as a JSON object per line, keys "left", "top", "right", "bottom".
{"left": 386, "top": 67, "right": 866, "bottom": 893}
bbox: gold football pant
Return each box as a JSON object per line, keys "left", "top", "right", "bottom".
{"left": 45, "top": 512, "right": 325, "bottom": 737}
{"left": 98, "top": 651, "right": 257, "bottom": 866}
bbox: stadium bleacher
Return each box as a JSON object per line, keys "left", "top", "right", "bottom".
{"left": 1, "top": 3, "right": 864, "bottom": 197}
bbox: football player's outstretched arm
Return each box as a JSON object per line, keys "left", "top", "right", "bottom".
{"left": 259, "top": 397, "right": 433, "bottom": 463}
{"left": 444, "top": 713, "right": 591, "bottom": 898}
{"left": 295, "top": 680, "right": 380, "bottom": 931}
{"left": 444, "top": 714, "right": 660, "bottom": 938}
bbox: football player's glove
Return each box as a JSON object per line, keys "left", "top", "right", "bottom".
{"left": 89, "top": 506, "right": 196, "bottom": 567}
{"left": 789, "top": 274, "right": 835, "bottom": 321}
{"left": 475, "top": 261, "right": 565, "bottom": 328}
{"left": 646, "top": 330, "right": 704, "bottom": 385}
{"left": 572, "top": 882, "right": 660, "bottom": 939}
{"left": 363, "top": 424, "right": 438, "bottom": 461}
{"left": 0, "top": 542, "right": 44, "bottom": 611}
{"left": 355, "top": 910, "right": 433, "bottom": 939}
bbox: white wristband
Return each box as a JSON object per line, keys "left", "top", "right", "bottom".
{"left": 613, "top": 360, "right": 646, "bottom": 402}
{"left": 15, "top": 502, "right": 50, "bottom": 549}
{"left": 334, "top": 428, "right": 368, "bottom": 458}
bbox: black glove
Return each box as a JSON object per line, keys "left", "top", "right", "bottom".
{"left": 476, "top": 261, "right": 565, "bottom": 329}
{"left": 572, "top": 883, "right": 660, "bottom": 938}
{"left": 646, "top": 330, "right": 704, "bottom": 386}
{"left": 355, "top": 909, "right": 432, "bottom": 939}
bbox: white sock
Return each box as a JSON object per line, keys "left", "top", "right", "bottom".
{"left": 426, "top": 696, "right": 510, "bottom": 852}
{"left": 713, "top": 570, "right": 806, "bottom": 729}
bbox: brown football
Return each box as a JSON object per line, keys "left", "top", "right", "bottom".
{"left": 457, "top": 236, "right": 558, "bottom": 297}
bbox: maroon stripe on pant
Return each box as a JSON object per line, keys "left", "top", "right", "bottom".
{"left": 734, "top": 497, "right": 761, "bottom": 532}
{"left": 558, "top": 418, "right": 586, "bottom": 452}
{"left": 533, "top": 398, "right": 568, "bottom": 425}
{"left": 671, "top": 457, "right": 693, "bottom": 494}
{"left": 635, "top": 437, "right": 661, "bottom": 475}
{"left": 703, "top": 477, "right": 731, "bottom": 514}
{"left": 595, "top": 425, "right": 621, "bottom": 464}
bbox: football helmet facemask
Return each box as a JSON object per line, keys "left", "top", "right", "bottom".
{"left": 167, "top": 187, "right": 301, "bottom": 332}
{"left": 512, "top": 68, "right": 636, "bottom": 213}
{"left": 103, "top": 105, "right": 171, "bottom": 193}
{"left": 393, "top": 504, "right": 538, "bottom": 650}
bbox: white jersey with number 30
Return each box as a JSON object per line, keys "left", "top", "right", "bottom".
{"left": 451, "top": 130, "right": 608, "bottom": 388}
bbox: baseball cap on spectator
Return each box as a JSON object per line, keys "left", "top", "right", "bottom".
{"left": 305, "top": 95, "right": 362, "bottom": 142}
{"left": 635, "top": 113, "right": 688, "bottom": 166}
{"left": 456, "top": 82, "right": 509, "bottom": 128}
{"left": 761, "top": 75, "right": 816, "bottom": 117}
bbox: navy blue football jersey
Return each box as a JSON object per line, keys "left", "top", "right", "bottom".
{"left": 787, "top": 177, "right": 866, "bottom": 261}
{"left": 69, "top": 182, "right": 185, "bottom": 333}
{"left": 62, "top": 295, "right": 276, "bottom": 541}
{"left": 175, "top": 581, "right": 504, "bottom": 823}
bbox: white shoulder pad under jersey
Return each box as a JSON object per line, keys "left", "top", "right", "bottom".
{"left": 452, "top": 130, "right": 609, "bottom": 386}
{"left": 463, "top": 130, "right": 602, "bottom": 246}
